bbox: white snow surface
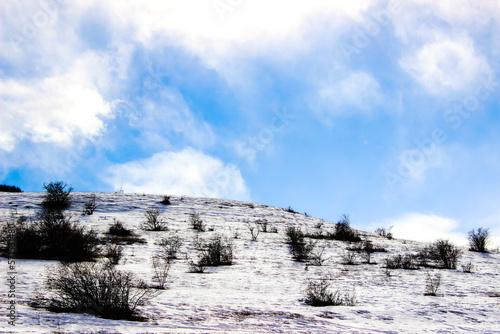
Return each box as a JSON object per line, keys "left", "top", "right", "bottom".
{"left": 0, "top": 192, "right": 499, "bottom": 333}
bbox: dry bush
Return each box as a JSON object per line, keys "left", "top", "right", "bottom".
{"left": 424, "top": 272, "right": 442, "bottom": 296}
{"left": 468, "top": 228, "right": 490, "bottom": 253}
{"left": 385, "top": 254, "right": 420, "bottom": 270}
{"left": 246, "top": 221, "right": 260, "bottom": 241}
{"left": 104, "top": 244, "right": 123, "bottom": 265}
{"left": 107, "top": 219, "right": 132, "bottom": 236}
{"left": 160, "top": 196, "right": 171, "bottom": 205}
{"left": 375, "top": 226, "right": 393, "bottom": 239}
{"left": 151, "top": 255, "right": 170, "bottom": 289}
{"left": 157, "top": 235, "right": 183, "bottom": 260}
{"left": 142, "top": 207, "right": 167, "bottom": 231}
{"left": 333, "top": 214, "right": 361, "bottom": 242}
{"left": 420, "top": 240, "right": 462, "bottom": 269}
{"left": 285, "top": 226, "right": 305, "bottom": 245}
{"left": 190, "top": 212, "right": 205, "bottom": 232}
{"left": 192, "top": 234, "right": 233, "bottom": 269}
{"left": 44, "top": 262, "right": 154, "bottom": 320}
{"left": 341, "top": 250, "right": 358, "bottom": 265}
{"left": 82, "top": 194, "right": 98, "bottom": 215}
{"left": 304, "top": 280, "right": 356, "bottom": 306}
{"left": 461, "top": 261, "right": 474, "bottom": 273}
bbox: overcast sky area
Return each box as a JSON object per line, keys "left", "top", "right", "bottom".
{"left": 1, "top": 0, "right": 499, "bottom": 246}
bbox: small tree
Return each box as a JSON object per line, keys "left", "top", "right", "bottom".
{"left": 468, "top": 228, "right": 490, "bottom": 253}
{"left": 42, "top": 181, "right": 73, "bottom": 211}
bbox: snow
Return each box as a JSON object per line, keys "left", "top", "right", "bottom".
{"left": 1, "top": 192, "right": 500, "bottom": 333}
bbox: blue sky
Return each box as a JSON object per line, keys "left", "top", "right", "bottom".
{"left": 1, "top": 0, "right": 500, "bottom": 245}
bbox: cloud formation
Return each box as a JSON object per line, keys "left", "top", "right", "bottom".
{"left": 0, "top": 56, "right": 114, "bottom": 152}
{"left": 106, "top": 148, "right": 249, "bottom": 200}
{"left": 383, "top": 212, "right": 467, "bottom": 245}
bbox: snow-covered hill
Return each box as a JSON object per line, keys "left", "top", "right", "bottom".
{"left": 1, "top": 192, "right": 499, "bottom": 333}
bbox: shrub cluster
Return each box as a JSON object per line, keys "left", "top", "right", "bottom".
{"left": 385, "top": 254, "right": 420, "bottom": 270}
{"left": 0, "top": 184, "right": 22, "bottom": 192}
{"left": 419, "top": 240, "right": 462, "bottom": 269}
{"left": 3, "top": 210, "right": 99, "bottom": 262}
{"left": 190, "top": 234, "right": 233, "bottom": 272}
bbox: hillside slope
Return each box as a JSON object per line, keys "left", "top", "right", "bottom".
{"left": 1, "top": 192, "right": 500, "bottom": 333}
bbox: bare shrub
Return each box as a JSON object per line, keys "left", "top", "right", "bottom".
{"left": 157, "top": 236, "right": 183, "bottom": 260}
{"left": 333, "top": 214, "right": 361, "bottom": 242}
{"left": 256, "top": 219, "right": 277, "bottom": 233}
{"left": 309, "top": 243, "right": 328, "bottom": 266}
{"left": 82, "top": 194, "right": 98, "bottom": 215}
{"left": 45, "top": 262, "right": 154, "bottom": 320}
{"left": 104, "top": 244, "right": 123, "bottom": 265}
{"left": 341, "top": 250, "right": 358, "bottom": 265}
{"left": 461, "top": 261, "right": 474, "bottom": 273}
{"left": 424, "top": 272, "right": 442, "bottom": 296}
{"left": 423, "top": 240, "right": 462, "bottom": 269}
{"left": 107, "top": 219, "right": 132, "bottom": 236}
{"left": 160, "top": 196, "right": 171, "bottom": 205}
{"left": 385, "top": 254, "right": 420, "bottom": 270}
{"left": 142, "top": 207, "right": 167, "bottom": 231}
{"left": 246, "top": 222, "right": 260, "bottom": 241}
{"left": 193, "top": 234, "right": 233, "bottom": 268}
{"left": 151, "top": 255, "right": 170, "bottom": 289}
{"left": 190, "top": 212, "right": 205, "bottom": 232}
{"left": 349, "top": 240, "right": 387, "bottom": 264}
{"left": 375, "top": 226, "right": 393, "bottom": 239}
{"left": 284, "top": 226, "right": 305, "bottom": 245}
{"left": 289, "top": 239, "right": 316, "bottom": 262}
{"left": 304, "top": 280, "right": 356, "bottom": 306}
{"left": 468, "top": 228, "right": 490, "bottom": 253}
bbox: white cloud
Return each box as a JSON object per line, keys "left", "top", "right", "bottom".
{"left": 400, "top": 35, "right": 491, "bottom": 95}
{"left": 312, "top": 72, "right": 382, "bottom": 117}
{"left": 381, "top": 213, "right": 467, "bottom": 246}
{"left": 106, "top": 148, "right": 249, "bottom": 200}
{"left": 0, "top": 55, "right": 114, "bottom": 152}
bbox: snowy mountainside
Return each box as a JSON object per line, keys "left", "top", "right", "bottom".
{"left": 1, "top": 192, "right": 500, "bottom": 333}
